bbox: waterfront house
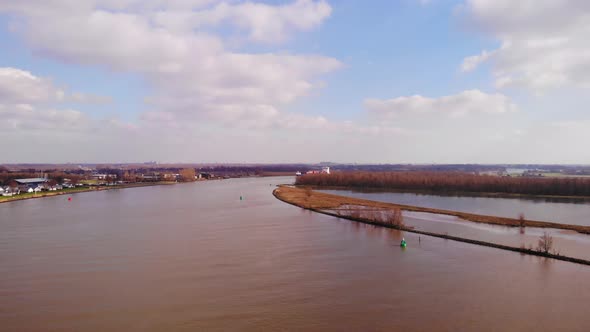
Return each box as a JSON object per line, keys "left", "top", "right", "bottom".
{"left": 142, "top": 173, "right": 160, "bottom": 181}
{"left": 15, "top": 178, "right": 48, "bottom": 190}
{"left": 199, "top": 172, "right": 213, "bottom": 179}
{"left": 2, "top": 186, "right": 19, "bottom": 196}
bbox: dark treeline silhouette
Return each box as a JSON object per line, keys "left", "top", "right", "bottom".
{"left": 296, "top": 172, "right": 590, "bottom": 197}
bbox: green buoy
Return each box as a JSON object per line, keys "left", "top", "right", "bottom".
{"left": 400, "top": 238, "right": 407, "bottom": 248}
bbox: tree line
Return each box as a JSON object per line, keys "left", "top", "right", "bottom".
{"left": 296, "top": 172, "right": 590, "bottom": 197}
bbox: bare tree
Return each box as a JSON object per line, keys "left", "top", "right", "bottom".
{"left": 537, "top": 232, "right": 554, "bottom": 254}
{"left": 179, "top": 168, "right": 196, "bottom": 182}
{"left": 386, "top": 208, "right": 404, "bottom": 227}
{"left": 518, "top": 213, "right": 526, "bottom": 227}
{"left": 518, "top": 213, "right": 526, "bottom": 234}
{"left": 363, "top": 209, "right": 375, "bottom": 221}
{"left": 350, "top": 206, "right": 362, "bottom": 219}
{"left": 294, "top": 171, "right": 590, "bottom": 197}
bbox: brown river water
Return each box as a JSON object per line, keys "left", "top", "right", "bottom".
{"left": 2, "top": 177, "right": 590, "bottom": 331}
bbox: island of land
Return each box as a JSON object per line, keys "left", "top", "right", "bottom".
{"left": 273, "top": 185, "right": 590, "bottom": 266}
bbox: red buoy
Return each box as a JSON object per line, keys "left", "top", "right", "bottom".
{"left": 68, "top": 197, "right": 72, "bottom": 201}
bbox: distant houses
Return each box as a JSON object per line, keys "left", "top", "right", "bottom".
{"left": 1, "top": 188, "right": 18, "bottom": 196}
{"left": 0, "top": 167, "right": 235, "bottom": 198}
{"left": 15, "top": 178, "right": 48, "bottom": 188}
{"left": 91, "top": 173, "right": 108, "bottom": 180}
{"left": 1, "top": 178, "right": 63, "bottom": 195}
{"left": 199, "top": 172, "right": 213, "bottom": 180}
{"left": 1, "top": 183, "right": 20, "bottom": 196}
{"left": 305, "top": 167, "right": 331, "bottom": 175}
{"left": 13, "top": 178, "right": 47, "bottom": 193}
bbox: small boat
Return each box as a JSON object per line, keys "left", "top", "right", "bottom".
{"left": 295, "top": 171, "right": 302, "bottom": 176}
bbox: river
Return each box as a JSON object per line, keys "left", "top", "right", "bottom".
{"left": 1, "top": 177, "right": 590, "bottom": 331}
{"left": 318, "top": 189, "right": 590, "bottom": 226}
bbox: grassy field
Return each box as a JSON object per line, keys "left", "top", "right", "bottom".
{"left": 0, "top": 182, "right": 178, "bottom": 204}
{"left": 274, "top": 185, "right": 590, "bottom": 235}
{"left": 0, "top": 186, "right": 95, "bottom": 203}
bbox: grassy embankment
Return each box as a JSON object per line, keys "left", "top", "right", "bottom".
{"left": 0, "top": 186, "right": 93, "bottom": 203}
{"left": 274, "top": 185, "right": 590, "bottom": 234}
{"left": 0, "top": 182, "right": 177, "bottom": 204}
{"left": 258, "top": 171, "right": 296, "bottom": 177}
{"left": 273, "top": 186, "right": 590, "bottom": 266}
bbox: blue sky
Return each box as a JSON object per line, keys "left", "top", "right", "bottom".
{"left": 285, "top": 0, "right": 498, "bottom": 118}
{"left": 1, "top": 0, "right": 589, "bottom": 163}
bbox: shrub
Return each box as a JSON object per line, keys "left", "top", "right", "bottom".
{"left": 537, "top": 232, "right": 554, "bottom": 254}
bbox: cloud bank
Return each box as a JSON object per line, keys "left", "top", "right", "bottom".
{"left": 459, "top": 0, "right": 590, "bottom": 90}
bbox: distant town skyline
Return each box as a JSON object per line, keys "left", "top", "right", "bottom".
{"left": 1, "top": 0, "right": 590, "bottom": 164}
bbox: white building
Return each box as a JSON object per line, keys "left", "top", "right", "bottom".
{"left": 321, "top": 167, "right": 331, "bottom": 174}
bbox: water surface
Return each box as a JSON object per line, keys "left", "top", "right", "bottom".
{"left": 319, "top": 189, "right": 590, "bottom": 226}
{"left": 2, "top": 177, "right": 590, "bottom": 331}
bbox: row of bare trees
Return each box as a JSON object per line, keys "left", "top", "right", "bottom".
{"left": 296, "top": 172, "right": 590, "bottom": 197}
{"left": 339, "top": 207, "right": 405, "bottom": 227}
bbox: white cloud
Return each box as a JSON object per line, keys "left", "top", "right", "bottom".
{"left": 67, "top": 92, "right": 112, "bottom": 104}
{"left": 0, "top": 104, "right": 87, "bottom": 132}
{"left": 0, "top": 66, "right": 118, "bottom": 140}
{"left": 0, "top": 67, "right": 64, "bottom": 104}
{"left": 460, "top": 49, "right": 493, "bottom": 72}
{"left": 459, "top": 0, "right": 590, "bottom": 91}
{"left": 0, "top": 67, "right": 111, "bottom": 106}
{"left": 365, "top": 89, "right": 517, "bottom": 119}
{"left": 154, "top": 0, "right": 332, "bottom": 43}
{"left": 0, "top": 0, "right": 339, "bottom": 134}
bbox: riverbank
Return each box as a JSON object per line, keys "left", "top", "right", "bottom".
{"left": 273, "top": 186, "right": 590, "bottom": 266}
{"left": 0, "top": 182, "right": 177, "bottom": 204}
{"left": 275, "top": 186, "right": 590, "bottom": 234}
